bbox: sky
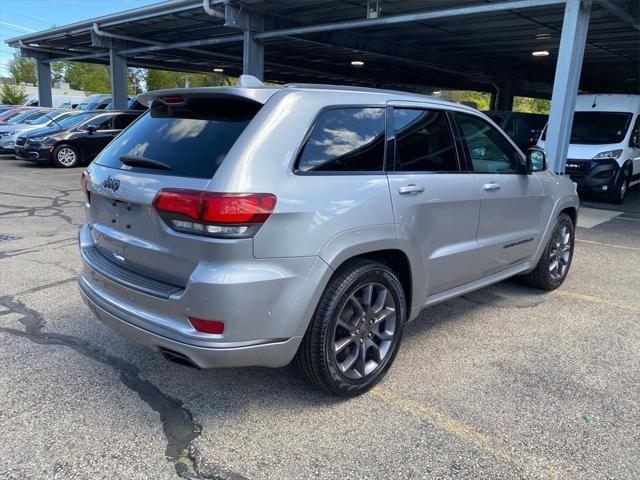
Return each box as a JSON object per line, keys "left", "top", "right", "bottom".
{"left": 0, "top": 0, "right": 161, "bottom": 76}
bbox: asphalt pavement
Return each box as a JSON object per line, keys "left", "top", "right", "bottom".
{"left": 1, "top": 155, "right": 638, "bottom": 479}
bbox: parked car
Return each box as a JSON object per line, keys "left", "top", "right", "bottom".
{"left": 75, "top": 94, "right": 112, "bottom": 111}
{"left": 0, "top": 107, "right": 34, "bottom": 124}
{"left": 0, "top": 110, "right": 72, "bottom": 153}
{"left": 484, "top": 111, "right": 548, "bottom": 152}
{"left": 19, "top": 94, "right": 88, "bottom": 108}
{"left": 536, "top": 94, "right": 640, "bottom": 204}
{"left": 104, "top": 96, "right": 144, "bottom": 111}
{"left": 77, "top": 79, "right": 578, "bottom": 396}
{"left": 0, "top": 107, "right": 54, "bottom": 128}
{"left": 15, "top": 110, "right": 141, "bottom": 167}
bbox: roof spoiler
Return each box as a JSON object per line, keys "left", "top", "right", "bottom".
{"left": 138, "top": 77, "right": 277, "bottom": 108}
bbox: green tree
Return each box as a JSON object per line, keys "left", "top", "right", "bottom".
{"left": 0, "top": 84, "right": 28, "bottom": 104}
{"left": 513, "top": 97, "right": 551, "bottom": 114}
{"left": 64, "top": 62, "right": 110, "bottom": 93}
{"left": 434, "top": 90, "right": 491, "bottom": 110}
{"left": 8, "top": 54, "right": 36, "bottom": 85}
{"left": 145, "top": 68, "right": 231, "bottom": 90}
{"left": 51, "top": 62, "right": 66, "bottom": 84}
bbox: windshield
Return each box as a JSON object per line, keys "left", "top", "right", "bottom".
{"left": 8, "top": 110, "right": 38, "bottom": 123}
{"left": 24, "top": 111, "right": 57, "bottom": 124}
{"left": 543, "top": 112, "right": 633, "bottom": 144}
{"left": 96, "top": 97, "right": 261, "bottom": 178}
{"left": 55, "top": 113, "right": 96, "bottom": 129}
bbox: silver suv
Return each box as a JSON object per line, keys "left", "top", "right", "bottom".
{"left": 78, "top": 80, "right": 579, "bottom": 396}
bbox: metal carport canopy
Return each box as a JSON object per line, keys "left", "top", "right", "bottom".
{"left": 5, "top": 0, "right": 639, "bottom": 173}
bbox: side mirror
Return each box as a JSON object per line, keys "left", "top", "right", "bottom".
{"left": 86, "top": 124, "right": 97, "bottom": 135}
{"left": 526, "top": 148, "right": 546, "bottom": 172}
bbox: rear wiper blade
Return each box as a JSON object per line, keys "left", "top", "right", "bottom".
{"left": 119, "top": 154, "right": 173, "bottom": 171}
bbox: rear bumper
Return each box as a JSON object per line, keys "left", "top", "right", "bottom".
{"left": 78, "top": 277, "right": 302, "bottom": 368}
{"left": 77, "top": 224, "right": 332, "bottom": 368}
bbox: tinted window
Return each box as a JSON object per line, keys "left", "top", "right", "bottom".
{"left": 88, "top": 115, "right": 115, "bottom": 130}
{"left": 57, "top": 113, "right": 95, "bottom": 129}
{"left": 114, "top": 114, "right": 139, "bottom": 130}
{"left": 393, "top": 109, "right": 458, "bottom": 172}
{"left": 542, "top": 112, "right": 633, "bottom": 144}
{"left": 95, "top": 97, "right": 261, "bottom": 179}
{"left": 296, "top": 107, "right": 385, "bottom": 172}
{"left": 455, "top": 112, "right": 521, "bottom": 174}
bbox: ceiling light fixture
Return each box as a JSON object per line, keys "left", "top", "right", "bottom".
{"left": 532, "top": 50, "right": 550, "bottom": 57}
{"left": 213, "top": 68, "right": 224, "bottom": 73}
{"left": 351, "top": 60, "right": 364, "bottom": 67}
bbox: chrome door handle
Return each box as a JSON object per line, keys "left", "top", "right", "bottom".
{"left": 398, "top": 184, "right": 425, "bottom": 195}
{"left": 483, "top": 182, "right": 502, "bottom": 192}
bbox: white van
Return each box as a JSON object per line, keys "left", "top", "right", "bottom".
{"left": 537, "top": 94, "right": 640, "bottom": 203}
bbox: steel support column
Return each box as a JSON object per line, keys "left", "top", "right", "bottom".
{"left": 109, "top": 49, "right": 128, "bottom": 110}
{"left": 546, "top": 0, "right": 592, "bottom": 174}
{"left": 242, "top": 30, "right": 264, "bottom": 80}
{"left": 495, "top": 81, "right": 514, "bottom": 111}
{"left": 36, "top": 60, "right": 52, "bottom": 108}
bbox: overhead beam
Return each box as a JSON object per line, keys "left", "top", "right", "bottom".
{"left": 546, "top": 0, "right": 592, "bottom": 175}
{"left": 254, "top": 0, "right": 567, "bottom": 40}
{"left": 596, "top": 0, "right": 639, "bottom": 32}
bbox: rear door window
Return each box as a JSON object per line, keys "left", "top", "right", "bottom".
{"left": 393, "top": 108, "right": 459, "bottom": 172}
{"left": 95, "top": 97, "right": 261, "bottom": 179}
{"left": 296, "top": 107, "right": 385, "bottom": 172}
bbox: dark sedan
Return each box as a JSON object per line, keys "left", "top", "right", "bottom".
{"left": 15, "top": 110, "right": 141, "bottom": 168}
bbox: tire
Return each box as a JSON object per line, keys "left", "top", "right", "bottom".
{"left": 52, "top": 144, "right": 80, "bottom": 168}
{"left": 295, "top": 259, "right": 406, "bottom": 396}
{"left": 607, "top": 167, "right": 631, "bottom": 204}
{"left": 522, "top": 213, "right": 574, "bottom": 291}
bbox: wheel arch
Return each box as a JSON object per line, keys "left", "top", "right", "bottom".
{"left": 327, "top": 248, "right": 413, "bottom": 322}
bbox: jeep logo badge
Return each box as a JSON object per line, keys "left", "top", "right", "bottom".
{"left": 103, "top": 176, "right": 120, "bottom": 192}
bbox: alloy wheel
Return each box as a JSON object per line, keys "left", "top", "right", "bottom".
{"left": 332, "top": 282, "right": 397, "bottom": 380}
{"left": 57, "top": 147, "right": 77, "bottom": 166}
{"left": 549, "top": 224, "right": 572, "bottom": 281}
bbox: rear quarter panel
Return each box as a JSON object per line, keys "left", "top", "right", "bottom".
{"left": 208, "top": 89, "right": 397, "bottom": 259}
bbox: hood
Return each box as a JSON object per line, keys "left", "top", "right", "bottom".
{"left": 536, "top": 140, "right": 623, "bottom": 160}
{"left": 0, "top": 122, "right": 43, "bottom": 134}
{"left": 21, "top": 125, "right": 62, "bottom": 138}
{"left": 0, "top": 122, "right": 30, "bottom": 132}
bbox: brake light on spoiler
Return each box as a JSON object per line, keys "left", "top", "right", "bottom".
{"left": 153, "top": 189, "right": 276, "bottom": 238}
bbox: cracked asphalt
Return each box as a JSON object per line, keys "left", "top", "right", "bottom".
{"left": 1, "top": 155, "right": 639, "bottom": 479}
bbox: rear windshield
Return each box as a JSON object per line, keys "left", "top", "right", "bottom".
{"left": 95, "top": 97, "right": 261, "bottom": 178}
{"left": 543, "top": 111, "right": 633, "bottom": 144}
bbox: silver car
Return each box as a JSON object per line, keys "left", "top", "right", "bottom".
{"left": 78, "top": 79, "right": 578, "bottom": 396}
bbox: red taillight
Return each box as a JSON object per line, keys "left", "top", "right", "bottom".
{"left": 81, "top": 170, "right": 90, "bottom": 199}
{"left": 188, "top": 317, "right": 224, "bottom": 334}
{"left": 153, "top": 189, "right": 276, "bottom": 237}
{"left": 153, "top": 189, "right": 201, "bottom": 220}
{"left": 202, "top": 194, "right": 277, "bottom": 224}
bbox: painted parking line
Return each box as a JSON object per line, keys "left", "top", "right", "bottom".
{"left": 577, "top": 207, "right": 622, "bottom": 228}
{"left": 576, "top": 238, "right": 640, "bottom": 252}
{"left": 370, "top": 387, "right": 574, "bottom": 479}
{"left": 554, "top": 290, "right": 640, "bottom": 313}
